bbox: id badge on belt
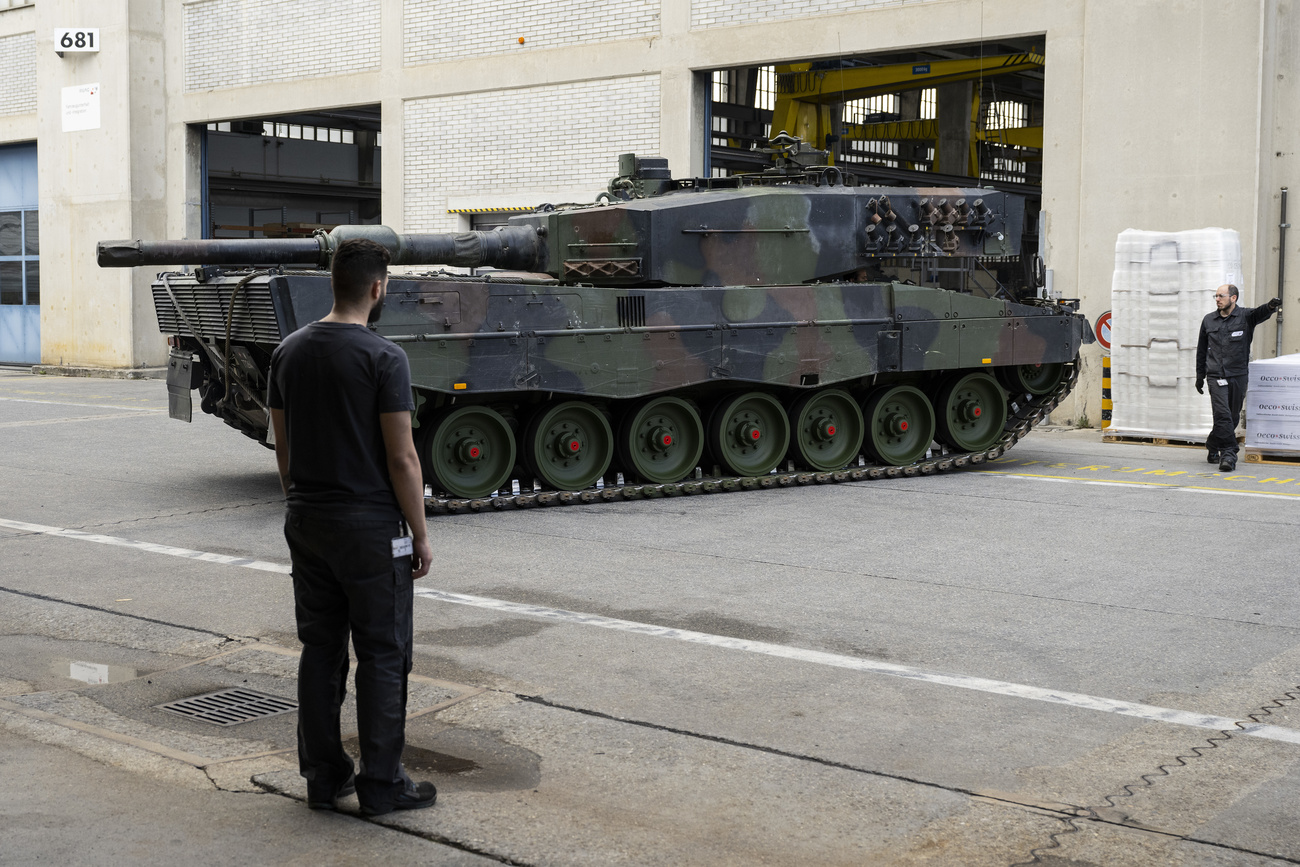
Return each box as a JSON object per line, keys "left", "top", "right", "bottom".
{"left": 392, "top": 520, "right": 413, "bottom": 558}
{"left": 1217, "top": 379, "right": 1228, "bottom": 386}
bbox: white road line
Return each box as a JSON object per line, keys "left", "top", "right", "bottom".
{"left": 414, "top": 589, "right": 1300, "bottom": 747}
{"left": 0, "top": 396, "right": 164, "bottom": 412}
{"left": 0, "top": 518, "right": 291, "bottom": 574}
{"left": 0, "top": 411, "right": 168, "bottom": 428}
{"left": 4, "top": 515, "right": 1297, "bottom": 747}
{"left": 985, "top": 472, "right": 1300, "bottom": 501}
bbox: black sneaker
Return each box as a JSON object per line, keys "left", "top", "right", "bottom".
{"left": 1219, "top": 455, "right": 1236, "bottom": 472}
{"left": 307, "top": 773, "right": 356, "bottom": 811}
{"left": 360, "top": 780, "right": 438, "bottom": 817}
{"left": 1207, "top": 449, "right": 1219, "bottom": 464}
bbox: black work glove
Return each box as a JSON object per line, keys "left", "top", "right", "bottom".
{"left": 1196, "top": 378, "right": 1204, "bottom": 394}
{"left": 1269, "top": 296, "right": 1282, "bottom": 311}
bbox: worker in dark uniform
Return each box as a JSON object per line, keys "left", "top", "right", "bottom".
{"left": 268, "top": 238, "right": 437, "bottom": 817}
{"left": 1195, "top": 284, "right": 1281, "bottom": 472}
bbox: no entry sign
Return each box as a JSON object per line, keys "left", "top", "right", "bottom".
{"left": 1095, "top": 310, "right": 1112, "bottom": 350}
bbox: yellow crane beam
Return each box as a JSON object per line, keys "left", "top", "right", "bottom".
{"left": 775, "top": 51, "right": 1045, "bottom": 105}
{"left": 842, "top": 119, "right": 1044, "bottom": 150}
{"left": 768, "top": 51, "right": 1044, "bottom": 166}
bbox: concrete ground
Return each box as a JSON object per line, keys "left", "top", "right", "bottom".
{"left": 1, "top": 367, "right": 1297, "bottom": 866}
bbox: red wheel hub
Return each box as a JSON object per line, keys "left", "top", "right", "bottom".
{"left": 456, "top": 439, "right": 485, "bottom": 463}
{"left": 648, "top": 426, "right": 674, "bottom": 453}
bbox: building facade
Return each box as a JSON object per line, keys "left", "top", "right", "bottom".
{"left": 1, "top": 0, "right": 1296, "bottom": 426}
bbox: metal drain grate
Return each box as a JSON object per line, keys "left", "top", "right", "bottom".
{"left": 155, "top": 687, "right": 298, "bottom": 727}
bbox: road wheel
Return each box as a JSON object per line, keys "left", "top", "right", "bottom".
{"left": 708, "top": 392, "right": 790, "bottom": 476}
{"left": 935, "top": 372, "right": 1007, "bottom": 452}
{"left": 617, "top": 397, "right": 704, "bottom": 484}
{"left": 523, "top": 401, "right": 614, "bottom": 491}
{"left": 862, "top": 385, "right": 935, "bottom": 466}
{"left": 419, "top": 405, "right": 516, "bottom": 499}
{"left": 788, "top": 389, "right": 864, "bottom": 471}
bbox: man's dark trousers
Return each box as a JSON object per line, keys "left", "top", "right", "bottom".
{"left": 285, "top": 512, "right": 413, "bottom": 807}
{"left": 1207, "top": 374, "right": 1247, "bottom": 460}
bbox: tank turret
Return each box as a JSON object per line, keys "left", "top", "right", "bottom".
{"left": 101, "top": 140, "right": 1024, "bottom": 289}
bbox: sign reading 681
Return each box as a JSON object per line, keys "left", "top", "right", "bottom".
{"left": 55, "top": 29, "right": 100, "bottom": 53}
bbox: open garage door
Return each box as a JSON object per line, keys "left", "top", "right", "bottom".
{"left": 201, "top": 106, "right": 381, "bottom": 240}
{"left": 705, "top": 39, "right": 1045, "bottom": 298}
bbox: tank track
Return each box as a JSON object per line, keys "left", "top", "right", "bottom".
{"left": 424, "top": 361, "right": 1079, "bottom": 516}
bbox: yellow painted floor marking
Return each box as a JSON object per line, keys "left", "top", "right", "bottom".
{"left": 977, "top": 471, "right": 1300, "bottom": 499}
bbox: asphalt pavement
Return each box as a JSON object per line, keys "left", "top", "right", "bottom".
{"left": 1, "top": 367, "right": 1297, "bottom": 866}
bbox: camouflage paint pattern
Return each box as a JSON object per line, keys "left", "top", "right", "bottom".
{"left": 107, "top": 156, "right": 1090, "bottom": 490}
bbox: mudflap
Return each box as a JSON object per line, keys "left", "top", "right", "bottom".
{"left": 166, "top": 348, "right": 200, "bottom": 422}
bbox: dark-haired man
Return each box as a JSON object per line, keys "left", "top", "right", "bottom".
{"left": 268, "top": 238, "right": 437, "bottom": 816}
{"left": 1195, "top": 284, "right": 1281, "bottom": 472}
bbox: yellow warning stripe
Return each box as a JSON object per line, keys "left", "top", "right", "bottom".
{"left": 447, "top": 206, "right": 533, "bottom": 214}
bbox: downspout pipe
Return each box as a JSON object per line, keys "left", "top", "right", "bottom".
{"left": 1279, "top": 187, "right": 1288, "bottom": 357}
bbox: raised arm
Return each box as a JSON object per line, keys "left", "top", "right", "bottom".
{"left": 1248, "top": 298, "right": 1282, "bottom": 326}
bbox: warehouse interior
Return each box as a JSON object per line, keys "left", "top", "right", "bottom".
{"left": 705, "top": 36, "right": 1044, "bottom": 190}
{"left": 202, "top": 105, "right": 381, "bottom": 240}
{"left": 702, "top": 37, "right": 1045, "bottom": 297}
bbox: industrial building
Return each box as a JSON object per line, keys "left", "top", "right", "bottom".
{"left": 0, "top": 0, "right": 1295, "bottom": 426}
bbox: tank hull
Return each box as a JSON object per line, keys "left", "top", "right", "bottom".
{"left": 155, "top": 268, "right": 1088, "bottom": 500}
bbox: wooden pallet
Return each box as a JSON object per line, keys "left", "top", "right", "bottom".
{"left": 1244, "top": 449, "right": 1300, "bottom": 466}
{"left": 1103, "top": 433, "right": 1211, "bottom": 449}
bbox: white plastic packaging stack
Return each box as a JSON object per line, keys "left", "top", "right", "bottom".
{"left": 1246, "top": 353, "right": 1300, "bottom": 453}
{"left": 1109, "top": 228, "right": 1242, "bottom": 440}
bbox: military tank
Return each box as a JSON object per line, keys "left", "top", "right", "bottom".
{"left": 98, "top": 135, "right": 1092, "bottom": 512}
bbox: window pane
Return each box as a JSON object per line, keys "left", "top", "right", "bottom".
{"left": 0, "top": 212, "right": 19, "bottom": 256}
{"left": 0, "top": 262, "right": 21, "bottom": 305}
{"left": 24, "top": 210, "right": 38, "bottom": 254}
{"left": 25, "top": 260, "right": 38, "bottom": 306}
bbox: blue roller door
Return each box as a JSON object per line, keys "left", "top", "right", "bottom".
{"left": 0, "top": 143, "right": 38, "bottom": 364}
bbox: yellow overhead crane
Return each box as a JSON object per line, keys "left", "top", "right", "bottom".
{"left": 770, "top": 51, "right": 1044, "bottom": 175}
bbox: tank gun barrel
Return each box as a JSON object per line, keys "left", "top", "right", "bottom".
{"left": 97, "top": 237, "right": 324, "bottom": 268}
{"left": 97, "top": 224, "right": 544, "bottom": 271}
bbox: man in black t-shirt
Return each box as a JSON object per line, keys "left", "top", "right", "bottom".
{"left": 268, "top": 238, "right": 436, "bottom": 817}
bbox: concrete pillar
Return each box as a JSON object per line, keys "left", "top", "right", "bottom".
{"left": 660, "top": 0, "right": 703, "bottom": 177}
{"left": 897, "top": 89, "right": 926, "bottom": 170}
{"left": 37, "top": 0, "right": 167, "bottom": 369}
{"left": 935, "top": 81, "right": 972, "bottom": 177}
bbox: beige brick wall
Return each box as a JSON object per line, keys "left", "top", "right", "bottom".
{"left": 182, "top": 0, "right": 380, "bottom": 91}
{"left": 404, "top": 74, "right": 662, "bottom": 233}
{"left": 0, "top": 31, "right": 34, "bottom": 116}
{"left": 403, "top": 0, "right": 660, "bottom": 64}
{"left": 691, "top": 0, "right": 934, "bottom": 29}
